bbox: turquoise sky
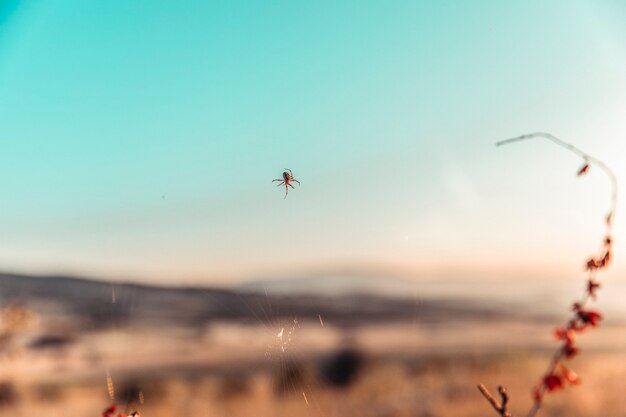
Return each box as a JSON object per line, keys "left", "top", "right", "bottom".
{"left": 0, "top": 1, "right": 625, "bottom": 285}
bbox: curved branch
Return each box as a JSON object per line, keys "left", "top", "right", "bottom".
{"left": 497, "top": 132, "right": 617, "bottom": 225}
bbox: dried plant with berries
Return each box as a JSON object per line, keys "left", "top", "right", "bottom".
{"left": 478, "top": 132, "right": 617, "bottom": 417}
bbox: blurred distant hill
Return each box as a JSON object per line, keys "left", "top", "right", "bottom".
{"left": 0, "top": 272, "right": 555, "bottom": 331}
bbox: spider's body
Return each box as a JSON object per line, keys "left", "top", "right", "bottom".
{"left": 273, "top": 168, "right": 300, "bottom": 198}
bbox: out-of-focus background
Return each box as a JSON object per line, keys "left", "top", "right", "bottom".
{"left": 0, "top": 1, "right": 625, "bottom": 416}
{"left": 1, "top": 273, "right": 626, "bottom": 416}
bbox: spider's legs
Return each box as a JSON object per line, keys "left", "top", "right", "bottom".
{"left": 272, "top": 179, "right": 282, "bottom": 182}
{"left": 288, "top": 183, "right": 295, "bottom": 189}
{"left": 292, "top": 179, "right": 300, "bottom": 185}
{"left": 284, "top": 168, "right": 293, "bottom": 176}
{"left": 284, "top": 184, "right": 289, "bottom": 199}
{"left": 276, "top": 181, "right": 284, "bottom": 187}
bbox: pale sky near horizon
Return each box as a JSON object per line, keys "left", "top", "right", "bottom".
{"left": 0, "top": 1, "right": 625, "bottom": 286}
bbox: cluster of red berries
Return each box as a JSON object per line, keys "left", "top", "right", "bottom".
{"left": 532, "top": 231, "right": 612, "bottom": 402}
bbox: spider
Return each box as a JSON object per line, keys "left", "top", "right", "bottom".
{"left": 272, "top": 168, "right": 300, "bottom": 198}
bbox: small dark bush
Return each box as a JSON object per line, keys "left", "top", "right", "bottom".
{"left": 0, "top": 381, "right": 18, "bottom": 407}
{"left": 320, "top": 348, "right": 363, "bottom": 387}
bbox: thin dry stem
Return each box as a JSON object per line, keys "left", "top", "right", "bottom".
{"left": 478, "top": 384, "right": 514, "bottom": 417}
{"left": 496, "top": 132, "right": 617, "bottom": 221}
{"left": 479, "top": 133, "right": 618, "bottom": 417}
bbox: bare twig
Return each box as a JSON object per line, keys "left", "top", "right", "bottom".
{"left": 479, "top": 132, "right": 617, "bottom": 417}
{"left": 478, "top": 384, "right": 514, "bottom": 417}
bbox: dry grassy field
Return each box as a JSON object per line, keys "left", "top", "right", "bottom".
{"left": 1, "top": 318, "right": 625, "bottom": 417}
